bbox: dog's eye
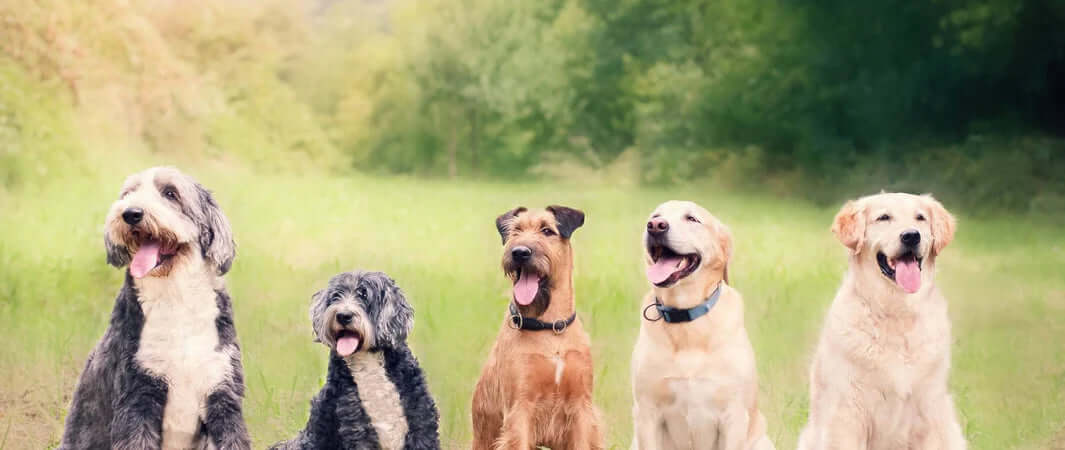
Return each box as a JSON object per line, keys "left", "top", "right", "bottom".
{"left": 686, "top": 215, "right": 700, "bottom": 223}
{"left": 328, "top": 293, "right": 342, "bottom": 304}
{"left": 877, "top": 214, "right": 891, "bottom": 222}
{"left": 916, "top": 214, "right": 926, "bottom": 221}
{"left": 161, "top": 186, "right": 179, "bottom": 201}
{"left": 541, "top": 227, "right": 555, "bottom": 236}
{"left": 355, "top": 287, "right": 368, "bottom": 299}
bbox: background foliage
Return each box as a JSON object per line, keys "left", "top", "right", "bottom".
{"left": 2, "top": 0, "right": 1064, "bottom": 213}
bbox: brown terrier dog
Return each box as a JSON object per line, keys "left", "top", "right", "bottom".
{"left": 471, "top": 206, "right": 603, "bottom": 450}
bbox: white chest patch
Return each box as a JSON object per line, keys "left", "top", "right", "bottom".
{"left": 135, "top": 260, "right": 232, "bottom": 450}
{"left": 346, "top": 352, "right": 409, "bottom": 450}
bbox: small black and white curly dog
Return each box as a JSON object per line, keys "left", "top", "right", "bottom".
{"left": 272, "top": 271, "right": 440, "bottom": 450}
{"left": 60, "top": 167, "right": 250, "bottom": 450}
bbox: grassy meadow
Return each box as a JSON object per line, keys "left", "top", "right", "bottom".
{"left": 0, "top": 162, "right": 1063, "bottom": 449}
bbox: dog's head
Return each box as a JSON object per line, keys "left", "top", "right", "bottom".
{"left": 309, "top": 271, "right": 414, "bottom": 357}
{"left": 832, "top": 192, "right": 956, "bottom": 294}
{"left": 643, "top": 200, "right": 732, "bottom": 289}
{"left": 495, "top": 205, "right": 584, "bottom": 317}
{"left": 104, "top": 167, "right": 235, "bottom": 279}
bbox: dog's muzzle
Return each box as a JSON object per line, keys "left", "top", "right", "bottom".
{"left": 645, "top": 235, "right": 700, "bottom": 287}
{"left": 876, "top": 231, "right": 925, "bottom": 294}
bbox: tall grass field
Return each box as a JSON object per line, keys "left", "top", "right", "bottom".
{"left": 1, "top": 165, "right": 1063, "bottom": 449}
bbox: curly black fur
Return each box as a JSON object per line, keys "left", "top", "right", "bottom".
{"left": 272, "top": 271, "right": 440, "bottom": 450}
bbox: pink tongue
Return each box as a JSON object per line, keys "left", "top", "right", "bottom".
{"left": 895, "top": 259, "right": 922, "bottom": 294}
{"left": 513, "top": 271, "right": 540, "bottom": 306}
{"left": 646, "top": 256, "right": 683, "bottom": 284}
{"left": 336, "top": 335, "right": 360, "bottom": 357}
{"left": 130, "top": 240, "right": 161, "bottom": 279}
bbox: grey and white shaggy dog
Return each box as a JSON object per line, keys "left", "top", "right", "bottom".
{"left": 60, "top": 167, "right": 250, "bottom": 449}
{"left": 271, "top": 271, "right": 440, "bottom": 450}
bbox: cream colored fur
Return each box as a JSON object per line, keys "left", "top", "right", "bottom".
{"left": 631, "top": 201, "right": 773, "bottom": 450}
{"left": 135, "top": 254, "right": 234, "bottom": 450}
{"left": 797, "top": 192, "right": 966, "bottom": 450}
{"left": 345, "top": 351, "right": 409, "bottom": 450}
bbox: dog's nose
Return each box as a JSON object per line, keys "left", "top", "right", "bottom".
{"left": 336, "top": 312, "right": 353, "bottom": 326}
{"left": 900, "top": 229, "right": 921, "bottom": 247}
{"left": 647, "top": 217, "right": 669, "bottom": 235}
{"left": 511, "top": 246, "right": 532, "bottom": 262}
{"left": 122, "top": 208, "right": 144, "bottom": 225}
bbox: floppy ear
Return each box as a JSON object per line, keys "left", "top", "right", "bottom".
{"left": 104, "top": 234, "right": 130, "bottom": 268}
{"left": 309, "top": 289, "right": 326, "bottom": 343}
{"left": 831, "top": 200, "right": 866, "bottom": 255}
{"left": 716, "top": 223, "right": 733, "bottom": 283}
{"left": 196, "top": 185, "right": 236, "bottom": 275}
{"left": 495, "top": 207, "right": 527, "bottom": 244}
{"left": 376, "top": 275, "right": 414, "bottom": 348}
{"left": 546, "top": 205, "right": 585, "bottom": 239}
{"left": 923, "top": 195, "right": 956, "bottom": 255}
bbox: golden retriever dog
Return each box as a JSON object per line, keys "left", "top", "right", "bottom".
{"left": 797, "top": 192, "right": 966, "bottom": 450}
{"left": 631, "top": 200, "right": 774, "bottom": 450}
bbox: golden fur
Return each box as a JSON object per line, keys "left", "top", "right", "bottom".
{"left": 472, "top": 207, "right": 603, "bottom": 450}
{"left": 630, "top": 201, "right": 773, "bottom": 450}
{"left": 798, "top": 193, "right": 966, "bottom": 450}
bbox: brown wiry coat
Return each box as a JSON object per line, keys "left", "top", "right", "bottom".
{"left": 472, "top": 207, "right": 603, "bottom": 450}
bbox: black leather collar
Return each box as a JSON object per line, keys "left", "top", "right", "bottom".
{"left": 509, "top": 303, "right": 577, "bottom": 333}
{"left": 643, "top": 283, "right": 723, "bottom": 323}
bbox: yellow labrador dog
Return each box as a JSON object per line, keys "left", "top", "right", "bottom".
{"left": 631, "top": 200, "right": 774, "bottom": 450}
{"left": 797, "top": 192, "right": 966, "bottom": 450}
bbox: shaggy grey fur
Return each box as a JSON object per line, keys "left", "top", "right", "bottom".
{"left": 272, "top": 271, "right": 440, "bottom": 450}
{"left": 60, "top": 167, "right": 249, "bottom": 450}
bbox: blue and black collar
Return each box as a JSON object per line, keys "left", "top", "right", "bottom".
{"left": 643, "top": 283, "right": 723, "bottom": 323}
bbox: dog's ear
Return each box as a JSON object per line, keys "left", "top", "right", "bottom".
{"left": 309, "top": 289, "right": 326, "bottom": 344}
{"left": 196, "top": 185, "right": 236, "bottom": 275}
{"left": 716, "top": 222, "right": 733, "bottom": 282}
{"left": 104, "top": 234, "right": 131, "bottom": 268}
{"left": 546, "top": 205, "right": 585, "bottom": 239}
{"left": 370, "top": 273, "right": 414, "bottom": 348}
{"left": 831, "top": 200, "right": 866, "bottom": 254}
{"left": 922, "top": 194, "right": 956, "bottom": 256}
{"left": 495, "top": 207, "right": 527, "bottom": 244}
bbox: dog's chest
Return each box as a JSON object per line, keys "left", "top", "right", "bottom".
{"left": 657, "top": 371, "right": 735, "bottom": 428}
{"left": 347, "top": 352, "right": 409, "bottom": 450}
{"left": 862, "top": 313, "right": 946, "bottom": 397}
{"left": 135, "top": 272, "right": 232, "bottom": 449}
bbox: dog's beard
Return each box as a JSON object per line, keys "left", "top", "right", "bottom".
{"left": 503, "top": 249, "right": 551, "bottom": 315}
{"left": 327, "top": 310, "right": 373, "bottom": 357}
{"left": 334, "top": 329, "right": 362, "bottom": 357}
{"left": 513, "top": 269, "right": 541, "bottom": 306}
{"left": 504, "top": 266, "right": 551, "bottom": 317}
{"left": 111, "top": 220, "right": 186, "bottom": 279}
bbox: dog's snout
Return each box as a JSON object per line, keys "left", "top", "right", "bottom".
{"left": 336, "top": 312, "right": 353, "bottom": 326}
{"left": 900, "top": 229, "right": 921, "bottom": 247}
{"left": 122, "top": 208, "right": 144, "bottom": 226}
{"left": 511, "top": 246, "right": 533, "bottom": 262}
{"left": 647, "top": 217, "right": 669, "bottom": 235}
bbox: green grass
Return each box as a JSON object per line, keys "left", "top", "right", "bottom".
{"left": 1, "top": 166, "right": 1063, "bottom": 449}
